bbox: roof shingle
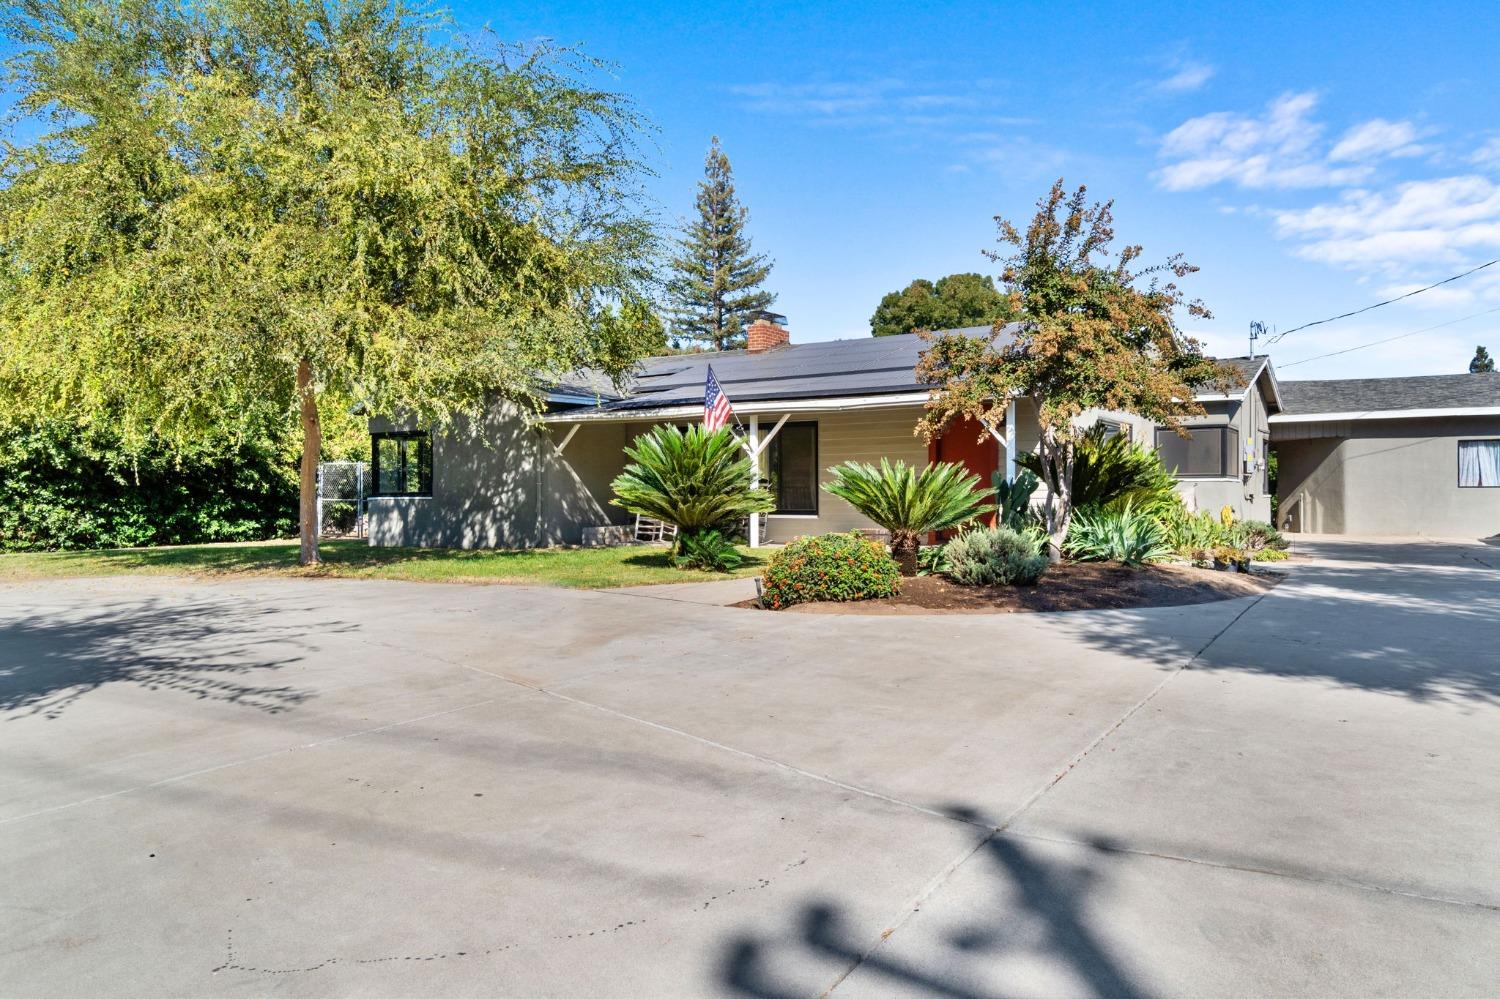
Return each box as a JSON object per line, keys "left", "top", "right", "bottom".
{"left": 1279, "top": 372, "right": 1500, "bottom": 415}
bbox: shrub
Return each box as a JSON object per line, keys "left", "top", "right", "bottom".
{"left": 943, "top": 526, "right": 1048, "bottom": 586}
{"left": 0, "top": 420, "right": 297, "bottom": 551}
{"left": 1018, "top": 427, "right": 1182, "bottom": 519}
{"left": 761, "top": 532, "right": 900, "bottom": 609}
{"left": 917, "top": 543, "right": 950, "bottom": 576}
{"left": 673, "top": 529, "right": 744, "bottom": 572}
{"left": 1064, "top": 501, "right": 1172, "bottom": 566}
{"left": 611, "top": 425, "right": 774, "bottom": 572}
{"left": 823, "top": 459, "right": 989, "bottom": 576}
{"left": 1239, "top": 520, "right": 1289, "bottom": 552}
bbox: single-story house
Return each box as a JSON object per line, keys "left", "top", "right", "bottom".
{"left": 366, "top": 315, "right": 1281, "bottom": 549}
{"left": 1271, "top": 372, "right": 1500, "bottom": 538}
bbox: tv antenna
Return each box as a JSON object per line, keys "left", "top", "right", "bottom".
{"left": 1249, "top": 321, "right": 1267, "bottom": 357}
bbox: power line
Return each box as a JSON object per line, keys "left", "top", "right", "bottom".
{"left": 1278, "top": 305, "right": 1500, "bottom": 368}
{"left": 1266, "top": 257, "right": 1500, "bottom": 344}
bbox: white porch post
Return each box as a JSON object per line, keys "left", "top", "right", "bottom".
{"left": 1004, "top": 400, "right": 1017, "bottom": 483}
{"left": 748, "top": 415, "right": 761, "bottom": 548}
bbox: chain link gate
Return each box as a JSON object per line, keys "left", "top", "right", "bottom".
{"left": 316, "top": 461, "right": 367, "bottom": 539}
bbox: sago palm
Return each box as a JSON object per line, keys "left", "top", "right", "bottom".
{"left": 824, "top": 459, "right": 989, "bottom": 575}
{"left": 610, "top": 425, "right": 774, "bottom": 569}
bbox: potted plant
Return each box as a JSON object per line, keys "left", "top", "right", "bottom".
{"left": 1211, "top": 544, "right": 1237, "bottom": 571}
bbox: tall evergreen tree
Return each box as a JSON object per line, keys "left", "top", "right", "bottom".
{"left": 667, "top": 137, "right": 775, "bottom": 351}
{"left": 1471, "top": 346, "right": 1496, "bottom": 373}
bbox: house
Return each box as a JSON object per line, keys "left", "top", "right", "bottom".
{"left": 1271, "top": 372, "right": 1500, "bottom": 538}
{"left": 365, "top": 314, "right": 1281, "bottom": 549}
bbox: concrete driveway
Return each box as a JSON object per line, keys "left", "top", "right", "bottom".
{"left": 1, "top": 538, "right": 1497, "bottom": 997}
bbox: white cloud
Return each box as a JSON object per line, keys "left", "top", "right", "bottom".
{"left": 1328, "top": 118, "right": 1425, "bottom": 161}
{"left": 1274, "top": 175, "right": 1500, "bottom": 268}
{"left": 1470, "top": 137, "right": 1500, "bottom": 170}
{"left": 729, "top": 79, "right": 1028, "bottom": 133}
{"left": 1156, "top": 92, "right": 1375, "bottom": 190}
{"left": 1155, "top": 61, "right": 1215, "bottom": 94}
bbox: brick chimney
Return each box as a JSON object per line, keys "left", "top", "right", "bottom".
{"left": 746, "top": 312, "right": 790, "bottom": 353}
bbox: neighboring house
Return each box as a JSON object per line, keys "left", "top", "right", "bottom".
{"left": 366, "top": 315, "right": 1281, "bottom": 548}
{"left": 1272, "top": 373, "right": 1500, "bottom": 538}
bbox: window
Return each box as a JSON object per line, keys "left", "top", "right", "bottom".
{"left": 1155, "top": 425, "right": 1240, "bottom": 478}
{"left": 1098, "top": 419, "right": 1131, "bottom": 443}
{"left": 768, "top": 422, "right": 818, "bottom": 514}
{"left": 371, "top": 432, "right": 433, "bottom": 496}
{"left": 1458, "top": 440, "right": 1500, "bottom": 487}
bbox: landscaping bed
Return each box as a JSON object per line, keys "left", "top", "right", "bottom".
{"left": 736, "top": 560, "right": 1280, "bottom": 615}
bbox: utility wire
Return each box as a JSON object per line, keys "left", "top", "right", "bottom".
{"left": 1267, "top": 257, "right": 1500, "bottom": 344}
{"left": 1278, "top": 305, "right": 1500, "bottom": 368}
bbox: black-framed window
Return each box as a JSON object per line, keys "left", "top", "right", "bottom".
{"left": 372, "top": 432, "right": 433, "bottom": 496}
{"left": 1155, "top": 425, "right": 1239, "bottom": 478}
{"left": 768, "top": 422, "right": 818, "bottom": 515}
{"left": 1458, "top": 439, "right": 1500, "bottom": 487}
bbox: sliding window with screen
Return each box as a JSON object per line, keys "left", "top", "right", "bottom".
{"left": 1154, "top": 425, "right": 1240, "bottom": 478}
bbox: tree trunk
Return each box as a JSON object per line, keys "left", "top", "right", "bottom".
{"left": 892, "top": 537, "right": 919, "bottom": 576}
{"left": 297, "top": 358, "right": 322, "bottom": 566}
{"left": 1039, "top": 432, "right": 1073, "bottom": 564}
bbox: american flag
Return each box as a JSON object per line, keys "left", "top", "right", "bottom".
{"left": 703, "top": 365, "right": 734, "bottom": 431}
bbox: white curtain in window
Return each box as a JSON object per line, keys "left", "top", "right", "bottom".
{"left": 1458, "top": 440, "right": 1500, "bottom": 487}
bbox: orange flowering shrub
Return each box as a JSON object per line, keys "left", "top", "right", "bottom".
{"left": 760, "top": 532, "right": 900, "bottom": 609}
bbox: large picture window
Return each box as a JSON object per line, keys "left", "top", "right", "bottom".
{"left": 1154, "top": 425, "right": 1240, "bottom": 478}
{"left": 768, "top": 422, "right": 818, "bottom": 515}
{"left": 1458, "top": 440, "right": 1500, "bottom": 487}
{"left": 372, "top": 432, "right": 433, "bottom": 496}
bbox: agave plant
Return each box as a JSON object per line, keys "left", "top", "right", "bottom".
{"left": 610, "top": 425, "right": 774, "bottom": 570}
{"left": 1063, "top": 500, "right": 1173, "bottom": 566}
{"left": 823, "top": 459, "right": 989, "bottom": 575}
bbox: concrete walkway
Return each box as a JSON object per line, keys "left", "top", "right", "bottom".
{"left": 1, "top": 539, "right": 1497, "bottom": 997}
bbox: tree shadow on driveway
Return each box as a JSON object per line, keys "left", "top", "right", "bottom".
{"left": 720, "top": 807, "right": 1147, "bottom": 999}
{"left": 0, "top": 596, "right": 327, "bottom": 720}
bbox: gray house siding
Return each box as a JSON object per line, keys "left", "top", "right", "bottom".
{"left": 1274, "top": 415, "right": 1500, "bottom": 538}
{"left": 1148, "top": 390, "right": 1273, "bottom": 523}
{"left": 366, "top": 404, "right": 629, "bottom": 549}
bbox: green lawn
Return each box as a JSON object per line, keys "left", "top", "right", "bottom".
{"left": 0, "top": 539, "right": 767, "bottom": 589}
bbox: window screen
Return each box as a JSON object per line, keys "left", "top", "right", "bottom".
{"left": 372, "top": 432, "right": 433, "bottom": 496}
{"left": 769, "top": 422, "right": 818, "bottom": 514}
{"left": 1458, "top": 440, "right": 1500, "bottom": 487}
{"left": 1155, "top": 426, "right": 1239, "bottom": 478}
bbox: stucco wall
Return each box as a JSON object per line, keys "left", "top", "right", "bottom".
{"left": 365, "top": 404, "right": 629, "bottom": 549}
{"left": 1273, "top": 416, "right": 1500, "bottom": 538}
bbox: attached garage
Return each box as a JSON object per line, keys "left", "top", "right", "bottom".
{"left": 1272, "top": 373, "right": 1500, "bottom": 539}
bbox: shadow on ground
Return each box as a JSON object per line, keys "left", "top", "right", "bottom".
{"left": 1044, "top": 543, "right": 1500, "bottom": 706}
{"left": 721, "top": 806, "right": 1147, "bottom": 999}
{"left": 0, "top": 597, "right": 329, "bottom": 720}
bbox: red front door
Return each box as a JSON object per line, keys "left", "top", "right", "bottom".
{"left": 931, "top": 416, "right": 999, "bottom": 535}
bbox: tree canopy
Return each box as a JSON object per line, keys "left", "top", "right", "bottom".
{"left": 1471, "top": 346, "right": 1495, "bottom": 373}
{"left": 869, "top": 272, "right": 1004, "bottom": 337}
{"left": 666, "top": 136, "right": 775, "bottom": 351}
{"left": 0, "top": 0, "right": 661, "bottom": 561}
{"left": 916, "top": 180, "right": 1228, "bottom": 556}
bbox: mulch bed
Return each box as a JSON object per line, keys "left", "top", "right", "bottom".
{"left": 733, "top": 560, "right": 1281, "bottom": 615}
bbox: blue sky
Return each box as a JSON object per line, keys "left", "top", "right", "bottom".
{"left": 466, "top": 0, "right": 1500, "bottom": 379}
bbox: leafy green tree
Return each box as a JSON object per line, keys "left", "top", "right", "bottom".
{"left": 610, "top": 425, "right": 774, "bottom": 571}
{"left": 666, "top": 137, "right": 775, "bottom": 351}
{"left": 0, "top": 0, "right": 660, "bottom": 564}
{"left": 917, "top": 181, "right": 1228, "bottom": 559}
{"left": 823, "top": 459, "right": 990, "bottom": 576}
{"left": 1471, "top": 346, "right": 1496, "bottom": 373}
{"left": 869, "top": 273, "right": 1005, "bottom": 337}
